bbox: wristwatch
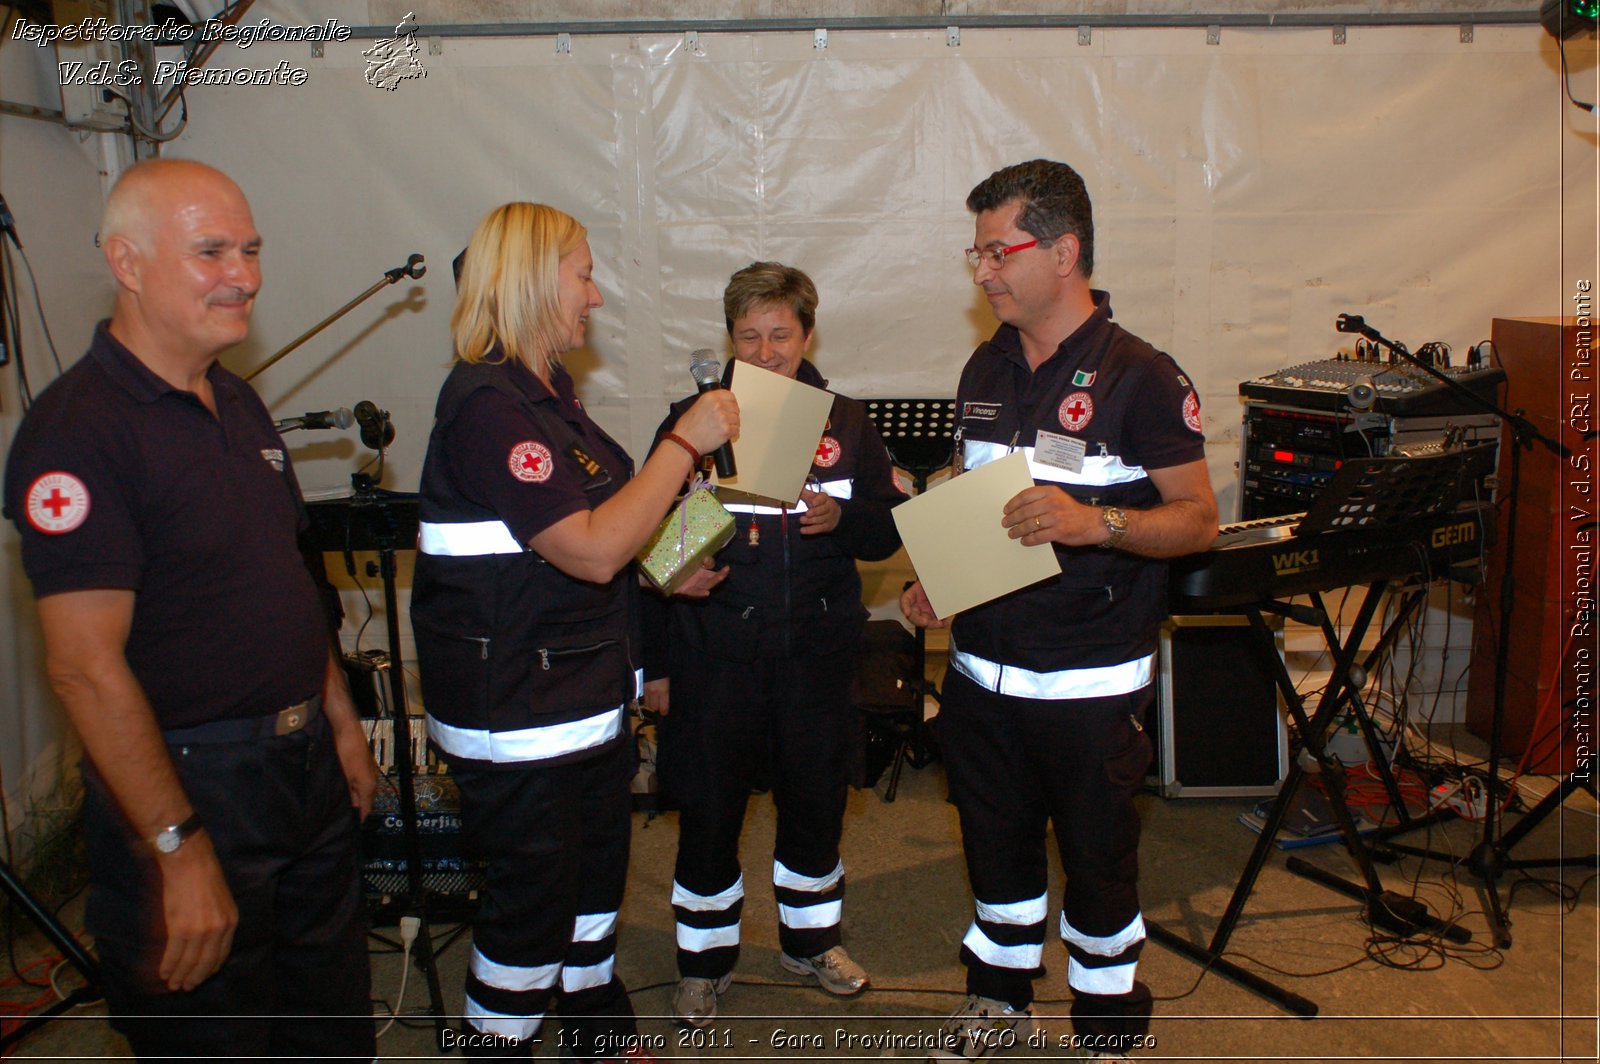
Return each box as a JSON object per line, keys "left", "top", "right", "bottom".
{"left": 1099, "top": 505, "right": 1130, "bottom": 550}
{"left": 151, "top": 813, "right": 204, "bottom": 855}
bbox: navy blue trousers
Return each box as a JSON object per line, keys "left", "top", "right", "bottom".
{"left": 82, "top": 714, "right": 375, "bottom": 1062}
{"left": 659, "top": 645, "right": 855, "bottom": 978}
{"left": 939, "top": 669, "right": 1154, "bottom": 1052}
{"left": 450, "top": 738, "right": 637, "bottom": 1060}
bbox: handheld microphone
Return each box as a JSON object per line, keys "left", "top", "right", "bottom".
{"left": 688, "top": 349, "right": 736, "bottom": 478}
{"left": 353, "top": 400, "right": 395, "bottom": 450}
{"left": 274, "top": 407, "right": 354, "bottom": 432}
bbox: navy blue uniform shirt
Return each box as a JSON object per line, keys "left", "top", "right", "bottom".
{"left": 439, "top": 359, "right": 633, "bottom": 547}
{"left": 2, "top": 322, "right": 327, "bottom": 728}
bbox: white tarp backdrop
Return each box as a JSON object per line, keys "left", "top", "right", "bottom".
{"left": 1, "top": 6, "right": 1595, "bottom": 831}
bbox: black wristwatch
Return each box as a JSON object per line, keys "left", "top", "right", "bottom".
{"left": 1099, "top": 505, "right": 1129, "bottom": 550}
{"left": 151, "top": 813, "right": 204, "bottom": 855}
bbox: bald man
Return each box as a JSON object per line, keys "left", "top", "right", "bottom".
{"left": 3, "top": 159, "right": 378, "bottom": 1059}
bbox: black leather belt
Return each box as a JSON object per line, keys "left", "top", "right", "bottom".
{"left": 163, "top": 695, "right": 324, "bottom": 745}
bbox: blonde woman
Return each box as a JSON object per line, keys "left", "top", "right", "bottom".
{"left": 411, "top": 202, "right": 736, "bottom": 1060}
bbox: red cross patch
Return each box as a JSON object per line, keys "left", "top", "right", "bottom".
{"left": 509, "top": 440, "right": 554, "bottom": 483}
{"left": 1059, "top": 391, "right": 1094, "bottom": 432}
{"left": 814, "top": 435, "right": 842, "bottom": 468}
{"left": 1183, "top": 390, "right": 1202, "bottom": 433}
{"left": 25, "top": 472, "right": 90, "bottom": 534}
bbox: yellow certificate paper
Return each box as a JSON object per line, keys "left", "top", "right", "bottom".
{"left": 716, "top": 360, "right": 835, "bottom": 506}
{"left": 892, "top": 450, "right": 1061, "bottom": 619}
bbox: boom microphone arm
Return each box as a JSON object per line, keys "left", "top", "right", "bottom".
{"left": 245, "top": 253, "right": 427, "bottom": 382}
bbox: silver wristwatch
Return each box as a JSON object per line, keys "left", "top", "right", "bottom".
{"left": 151, "top": 813, "right": 204, "bottom": 854}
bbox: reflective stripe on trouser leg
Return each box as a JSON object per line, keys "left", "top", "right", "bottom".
{"left": 959, "top": 893, "right": 1048, "bottom": 976}
{"left": 451, "top": 742, "right": 635, "bottom": 1052}
{"left": 464, "top": 946, "right": 557, "bottom": 1041}
{"left": 1061, "top": 911, "right": 1146, "bottom": 996}
{"left": 560, "top": 909, "right": 619, "bottom": 994}
{"left": 672, "top": 874, "right": 745, "bottom": 976}
{"left": 773, "top": 858, "right": 845, "bottom": 958}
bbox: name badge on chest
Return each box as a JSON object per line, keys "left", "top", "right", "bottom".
{"left": 1033, "top": 429, "right": 1087, "bottom": 473}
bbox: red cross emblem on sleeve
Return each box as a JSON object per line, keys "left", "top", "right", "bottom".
{"left": 25, "top": 472, "right": 91, "bottom": 534}
{"left": 1183, "top": 390, "right": 1203, "bottom": 433}
{"left": 509, "top": 441, "right": 554, "bottom": 483}
{"left": 1059, "top": 391, "right": 1094, "bottom": 432}
{"left": 814, "top": 435, "right": 842, "bottom": 468}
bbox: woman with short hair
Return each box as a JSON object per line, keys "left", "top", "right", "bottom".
{"left": 645, "top": 261, "right": 906, "bottom": 1028}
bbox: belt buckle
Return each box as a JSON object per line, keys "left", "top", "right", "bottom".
{"left": 274, "top": 702, "right": 307, "bottom": 737}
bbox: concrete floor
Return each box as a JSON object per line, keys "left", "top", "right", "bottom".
{"left": 3, "top": 726, "right": 1596, "bottom": 1063}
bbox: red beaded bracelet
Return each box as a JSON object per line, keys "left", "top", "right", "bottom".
{"left": 661, "top": 431, "right": 701, "bottom": 466}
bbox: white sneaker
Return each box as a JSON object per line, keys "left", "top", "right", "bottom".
{"left": 930, "top": 994, "right": 1033, "bottom": 1060}
{"left": 779, "top": 945, "right": 870, "bottom": 996}
{"left": 672, "top": 973, "right": 732, "bottom": 1028}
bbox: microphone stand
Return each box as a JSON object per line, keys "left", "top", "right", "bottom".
{"left": 253, "top": 255, "right": 452, "bottom": 1037}
{"left": 244, "top": 254, "right": 425, "bottom": 382}
{"left": 1334, "top": 316, "right": 1570, "bottom": 948}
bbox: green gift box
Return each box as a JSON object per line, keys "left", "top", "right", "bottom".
{"left": 638, "top": 487, "right": 736, "bottom": 593}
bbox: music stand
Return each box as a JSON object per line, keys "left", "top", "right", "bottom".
{"left": 862, "top": 399, "right": 956, "bottom": 800}
{"left": 1147, "top": 450, "right": 1487, "bottom": 1017}
{"left": 306, "top": 478, "right": 450, "bottom": 1044}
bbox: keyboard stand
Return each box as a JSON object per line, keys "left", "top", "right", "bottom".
{"left": 1146, "top": 579, "right": 1470, "bottom": 1017}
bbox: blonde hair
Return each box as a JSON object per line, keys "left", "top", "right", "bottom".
{"left": 450, "top": 202, "right": 587, "bottom": 374}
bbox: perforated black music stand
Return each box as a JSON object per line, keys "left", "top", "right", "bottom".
{"left": 863, "top": 399, "right": 957, "bottom": 799}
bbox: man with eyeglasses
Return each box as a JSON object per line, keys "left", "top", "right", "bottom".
{"left": 902, "top": 159, "right": 1218, "bottom": 1061}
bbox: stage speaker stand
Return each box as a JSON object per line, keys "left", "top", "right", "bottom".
{"left": 1154, "top": 614, "right": 1288, "bottom": 798}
